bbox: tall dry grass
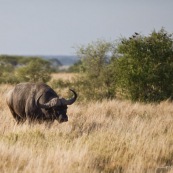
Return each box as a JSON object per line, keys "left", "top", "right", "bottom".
{"left": 51, "top": 73, "right": 78, "bottom": 82}
{"left": 0, "top": 82, "right": 173, "bottom": 173}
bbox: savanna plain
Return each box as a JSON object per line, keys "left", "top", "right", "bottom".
{"left": 0, "top": 73, "right": 173, "bottom": 173}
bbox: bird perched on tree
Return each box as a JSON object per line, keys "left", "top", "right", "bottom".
{"left": 135, "top": 32, "right": 139, "bottom": 35}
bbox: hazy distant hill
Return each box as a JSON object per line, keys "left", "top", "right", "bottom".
{"left": 41, "top": 55, "right": 79, "bottom": 66}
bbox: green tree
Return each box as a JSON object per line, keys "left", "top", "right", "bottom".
{"left": 116, "top": 28, "right": 173, "bottom": 102}
{"left": 16, "top": 58, "right": 51, "bottom": 83}
{"left": 0, "top": 63, "right": 18, "bottom": 84}
{"left": 75, "top": 40, "right": 116, "bottom": 100}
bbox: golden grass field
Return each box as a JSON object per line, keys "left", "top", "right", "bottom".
{"left": 0, "top": 73, "right": 173, "bottom": 173}
{"left": 51, "top": 73, "right": 78, "bottom": 82}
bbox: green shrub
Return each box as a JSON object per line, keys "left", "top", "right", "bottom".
{"left": 0, "top": 55, "right": 53, "bottom": 84}
{"left": 15, "top": 58, "right": 51, "bottom": 83}
{"left": 0, "top": 63, "right": 19, "bottom": 84}
{"left": 74, "top": 40, "right": 117, "bottom": 100}
{"left": 116, "top": 28, "right": 173, "bottom": 102}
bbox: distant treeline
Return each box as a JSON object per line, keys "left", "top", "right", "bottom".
{"left": 0, "top": 55, "right": 62, "bottom": 68}
{"left": 0, "top": 55, "right": 61, "bottom": 84}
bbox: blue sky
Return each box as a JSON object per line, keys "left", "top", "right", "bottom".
{"left": 0, "top": 0, "right": 172, "bottom": 55}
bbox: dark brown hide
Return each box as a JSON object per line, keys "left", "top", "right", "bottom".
{"left": 6, "top": 82, "right": 77, "bottom": 124}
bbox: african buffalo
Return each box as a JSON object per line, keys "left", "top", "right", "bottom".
{"left": 6, "top": 82, "right": 77, "bottom": 124}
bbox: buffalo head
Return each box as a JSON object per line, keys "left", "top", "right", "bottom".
{"left": 37, "top": 89, "right": 77, "bottom": 123}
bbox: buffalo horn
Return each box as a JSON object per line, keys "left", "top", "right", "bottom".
{"left": 60, "top": 89, "right": 77, "bottom": 105}
{"left": 36, "top": 95, "right": 61, "bottom": 109}
{"left": 37, "top": 89, "right": 77, "bottom": 108}
{"left": 42, "top": 98, "right": 61, "bottom": 108}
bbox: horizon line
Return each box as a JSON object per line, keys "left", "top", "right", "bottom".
{"left": 0, "top": 53, "right": 77, "bottom": 57}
